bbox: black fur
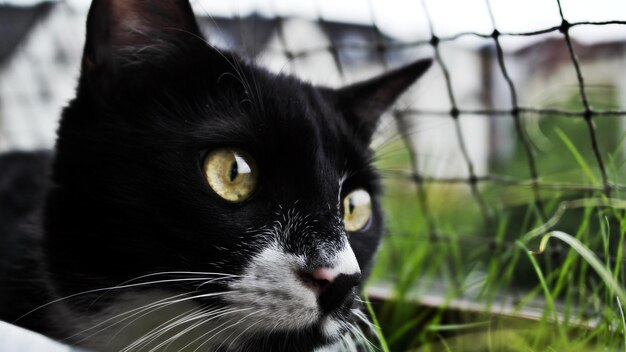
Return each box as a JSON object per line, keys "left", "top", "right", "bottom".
{"left": 0, "top": 0, "right": 430, "bottom": 350}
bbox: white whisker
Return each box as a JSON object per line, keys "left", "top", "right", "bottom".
{"left": 121, "top": 308, "right": 220, "bottom": 352}
{"left": 193, "top": 309, "right": 267, "bottom": 352}
{"left": 69, "top": 292, "right": 190, "bottom": 343}
{"left": 150, "top": 307, "right": 251, "bottom": 352}
{"left": 120, "top": 307, "right": 207, "bottom": 352}
{"left": 15, "top": 272, "right": 241, "bottom": 323}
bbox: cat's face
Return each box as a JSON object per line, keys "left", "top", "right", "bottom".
{"left": 42, "top": 0, "right": 430, "bottom": 350}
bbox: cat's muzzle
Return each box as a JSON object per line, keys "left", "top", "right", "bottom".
{"left": 299, "top": 269, "right": 362, "bottom": 314}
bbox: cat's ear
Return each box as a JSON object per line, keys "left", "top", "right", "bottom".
{"left": 335, "top": 58, "right": 432, "bottom": 142}
{"left": 82, "top": 0, "right": 202, "bottom": 70}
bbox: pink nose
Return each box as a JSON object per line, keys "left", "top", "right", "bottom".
{"left": 311, "top": 268, "right": 336, "bottom": 283}
{"left": 299, "top": 267, "right": 362, "bottom": 313}
{"left": 299, "top": 266, "right": 361, "bottom": 294}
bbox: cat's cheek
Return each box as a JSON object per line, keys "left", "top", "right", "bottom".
{"left": 225, "top": 244, "right": 321, "bottom": 330}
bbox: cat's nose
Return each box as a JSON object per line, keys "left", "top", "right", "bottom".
{"left": 299, "top": 268, "right": 362, "bottom": 313}
{"left": 297, "top": 243, "right": 362, "bottom": 312}
{"left": 317, "top": 271, "right": 361, "bottom": 313}
{"left": 311, "top": 267, "right": 338, "bottom": 283}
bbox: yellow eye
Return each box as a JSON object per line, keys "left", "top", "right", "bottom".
{"left": 342, "top": 189, "right": 372, "bottom": 232}
{"left": 203, "top": 148, "right": 257, "bottom": 202}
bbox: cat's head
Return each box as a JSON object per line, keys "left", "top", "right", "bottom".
{"left": 43, "top": 0, "right": 430, "bottom": 350}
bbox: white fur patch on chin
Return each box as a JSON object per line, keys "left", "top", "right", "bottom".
{"left": 322, "top": 317, "right": 344, "bottom": 338}
{"left": 314, "top": 340, "right": 344, "bottom": 352}
{"left": 226, "top": 244, "right": 320, "bottom": 332}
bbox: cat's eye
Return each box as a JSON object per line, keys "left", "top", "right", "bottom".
{"left": 204, "top": 148, "right": 257, "bottom": 202}
{"left": 342, "top": 189, "right": 372, "bottom": 232}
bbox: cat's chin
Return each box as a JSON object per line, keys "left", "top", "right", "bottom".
{"left": 195, "top": 293, "right": 358, "bottom": 351}
{"left": 231, "top": 315, "right": 354, "bottom": 352}
{"left": 194, "top": 304, "right": 356, "bottom": 352}
{"left": 198, "top": 293, "right": 358, "bottom": 351}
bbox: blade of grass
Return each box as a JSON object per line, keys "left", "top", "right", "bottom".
{"left": 426, "top": 320, "right": 491, "bottom": 332}
{"left": 435, "top": 334, "right": 452, "bottom": 352}
{"left": 365, "top": 295, "right": 390, "bottom": 352}
{"left": 617, "top": 296, "right": 626, "bottom": 352}
{"left": 554, "top": 127, "right": 599, "bottom": 187}
{"left": 614, "top": 212, "right": 626, "bottom": 283}
{"left": 523, "top": 198, "right": 626, "bottom": 242}
{"left": 529, "top": 231, "right": 626, "bottom": 304}
{"left": 516, "top": 241, "right": 566, "bottom": 345}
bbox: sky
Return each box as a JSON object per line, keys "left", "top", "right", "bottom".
{"left": 3, "top": 0, "right": 626, "bottom": 47}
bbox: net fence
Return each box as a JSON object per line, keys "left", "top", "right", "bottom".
{"left": 379, "top": 0, "right": 626, "bottom": 241}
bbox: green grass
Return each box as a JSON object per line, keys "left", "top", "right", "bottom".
{"left": 363, "top": 87, "right": 626, "bottom": 351}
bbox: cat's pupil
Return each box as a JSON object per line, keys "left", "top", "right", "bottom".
{"left": 229, "top": 160, "right": 239, "bottom": 182}
{"left": 349, "top": 198, "right": 355, "bottom": 215}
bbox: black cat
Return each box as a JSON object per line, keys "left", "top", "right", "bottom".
{"left": 0, "top": 0, "right": 431, "bottom": 351}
